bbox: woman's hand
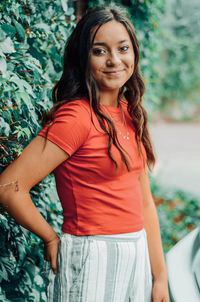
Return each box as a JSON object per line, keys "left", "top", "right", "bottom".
{"left": 152, "top": 277, "right": 169, "bottom": 302}
{"left": 139, "top": 167, "right": 169, "bottom": 302}
{"left": 44, "top": 235, "right": 60, "bottom": 274}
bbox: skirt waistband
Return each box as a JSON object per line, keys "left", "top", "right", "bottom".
{"left": 61, "top": 228, "right": 146, "bottom": 242}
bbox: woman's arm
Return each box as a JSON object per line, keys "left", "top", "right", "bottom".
{"left": 0, "top": 135, "right": 69, "bottom": 273}
{"left": 139, "top": 165, "right": 169, "bottom": 302}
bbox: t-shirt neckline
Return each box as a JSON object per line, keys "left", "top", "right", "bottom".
{"left": 100, "top": 100, "right": 124, "bottom": 113}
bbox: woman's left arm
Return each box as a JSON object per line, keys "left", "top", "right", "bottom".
{"left": 139, "top": 165, "right": 169, "bottom": 302}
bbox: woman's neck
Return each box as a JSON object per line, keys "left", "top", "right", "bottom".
{"left": 99, "top": 90, "right": 119, "bottom": 107}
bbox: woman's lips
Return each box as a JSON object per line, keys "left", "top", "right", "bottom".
{"left": 103, "top": 70, "right": 124, "bottom": 76}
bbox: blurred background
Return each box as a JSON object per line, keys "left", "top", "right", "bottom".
{"left": 0, "top": 0, "right": 199, "bottom": 300}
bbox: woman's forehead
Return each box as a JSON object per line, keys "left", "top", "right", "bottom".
{"left": 91, "top": 20, "right": 131, "bottom": 45}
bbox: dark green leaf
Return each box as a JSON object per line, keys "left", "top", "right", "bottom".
{"left": 13, "top": 19, "right": 26, "bottom": 41}
{"left": 1, "top": 24, "right": 16, "bottom": 38}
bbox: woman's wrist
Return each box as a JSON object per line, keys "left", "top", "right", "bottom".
{"left": 151, "top": 262, "right": 168, "bottom": 281}
{"left": 153, "top": 270, "right": 168, "bottom": 282}
{"left": 43, "top": 233, "right": 60, "bottom": 244}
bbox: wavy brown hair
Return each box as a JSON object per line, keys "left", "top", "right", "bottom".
{"left": 42, "top": 6, "right": 156, "bottom": 171}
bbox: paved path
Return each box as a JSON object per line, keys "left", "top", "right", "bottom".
{"left": 149, "top": 122, "right": 200, "bottom": 197}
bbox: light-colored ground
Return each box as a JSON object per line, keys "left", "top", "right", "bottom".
{"left": 149, "top": 122, "right": 200, "bottom": 197}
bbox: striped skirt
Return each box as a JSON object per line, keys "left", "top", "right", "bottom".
{"left": 43, "top": 228, "right": 152, "bottom": 302}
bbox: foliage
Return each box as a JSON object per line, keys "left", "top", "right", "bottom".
{"left": 0, "top": 177, "right": 62, "bottom": 301}
{"left": 0, "top": 0, "right": 75, "bottom": 300}
{"left": 150, "top": 176, "right": 200, "bottom": 252}
{"left": 154, "top": 0, "right": 200, "bottom": 120}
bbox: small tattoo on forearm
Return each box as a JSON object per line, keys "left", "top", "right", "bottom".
{"left": 0, "top": 180, "right": 19, "bottom": 192}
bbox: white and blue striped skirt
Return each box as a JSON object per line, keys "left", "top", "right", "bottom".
{"left": 43, "top": 228, "right": 152, "bottom": 302}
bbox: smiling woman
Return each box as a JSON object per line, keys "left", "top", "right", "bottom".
{"left": 0, "top": 6, "right": 169, "bottom": 302}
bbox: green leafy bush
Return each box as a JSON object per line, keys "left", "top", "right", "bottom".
{"left": 153, "top": 0, "right": 200, "bottom": 120}
{"left": 150, "top": 176, "right": 200, "bottom": 252}
{"left": 0, "top": 0, "right": 75, "bottom": 300}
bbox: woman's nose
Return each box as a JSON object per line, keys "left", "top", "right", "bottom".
{"left": 106, "top": 52, "right": 121, "bottom": 66}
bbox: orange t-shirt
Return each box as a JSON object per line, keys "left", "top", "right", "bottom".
{"left": 38, "top": 98, "right": 146, "bottom": 235}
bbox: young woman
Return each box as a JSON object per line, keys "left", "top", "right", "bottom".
{"left": 0, "top": 7, "right": 169, "bottom": 302}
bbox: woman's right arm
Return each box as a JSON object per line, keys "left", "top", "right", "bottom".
{"left": 0, "top": 135, "right": 69, "bottom": 273}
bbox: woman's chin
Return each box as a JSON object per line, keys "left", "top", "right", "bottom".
{"left": 99, "top": 82, "right": 126, "bottom": 92}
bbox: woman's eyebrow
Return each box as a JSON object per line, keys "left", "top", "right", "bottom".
{"left": 93, "top": 39, "right": 129, "bottom": 46}
{"left": 93, "top": 42, "right": 107, "bottom": 46}
{"left": 119, "top": 39, "right": 129, "bottom": 44}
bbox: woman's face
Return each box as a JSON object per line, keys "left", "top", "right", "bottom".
{"left": 90, "top": 20, "right": 135, "bottom": 93}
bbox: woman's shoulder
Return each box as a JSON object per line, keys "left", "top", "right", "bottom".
{"left": 55, "top": 97, "right": 91, "bottom": 117}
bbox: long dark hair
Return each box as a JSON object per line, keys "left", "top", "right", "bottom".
{"left": 42, "top": 6, "right": 156, "bottom": 171}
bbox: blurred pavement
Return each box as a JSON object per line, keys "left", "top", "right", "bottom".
{"left": 149, "top": 122, "right": 200, "bottom": 196}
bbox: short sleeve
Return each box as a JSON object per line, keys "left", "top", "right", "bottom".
{"left": 38, "top": 100, "right": 91, "bottom": 156}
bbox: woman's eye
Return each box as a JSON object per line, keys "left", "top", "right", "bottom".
{"left": 120, "top": 45, "right": 129, "bottom": 52}
{"left": 92, "top": 48, "right": 106, "bottom": 56}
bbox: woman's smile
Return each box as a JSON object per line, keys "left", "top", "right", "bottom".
{"left": 103, "top": 70, "right": 125, "bottom": 76}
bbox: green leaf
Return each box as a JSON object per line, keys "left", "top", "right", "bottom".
{"left": 9, "top": 75, "right": 25, "bottom": 91}
{"left": 1, "top": 110, "right": 11, "bottom": 122}
{"left": 1, "top": 24, "right": 16, "bottom": 38}
{"left": 13, "top": 19, "right": 26, "bottom": 41}
{"left": 19, "top": 80, "right": 34, "bottom": 96}
{"left": 9, "top": 75, "right": 34, "bottom": 96}
{"left": 0, "top": 37, "right": 15, "bottom": 53}
{"left": 11, "top": 2, "right": 21, "bottom": 20}
{"left": 0, "top": 117, "right": 10, "bottom": 136}
{"left": 0, "top": 214, "right": 8, "bottom": 222}
{"left": 0, "top": 56, "right": 7, "bottom": 76}
{"left": 61, "top": 0, "right": 68, "bottom": 13}
{"left": 34, "top": 22, "right": 50, "bottom": 32}
{"left": 0, "top": 28, "right": 6, "bottom": 42}
{"left": 0, "top": 262, "right": 9, "bottom": 282}
{"left": 22, "top": 127, "right": 31, "bottom": 138}
{"left": 0, "top": 283, "right": 11, "bottom": 301}
{"left": 15, "top": 91, "right": 31, "bottom": 106}
{"left": 34, "top": 275, "right": 44, "bottom": 287}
